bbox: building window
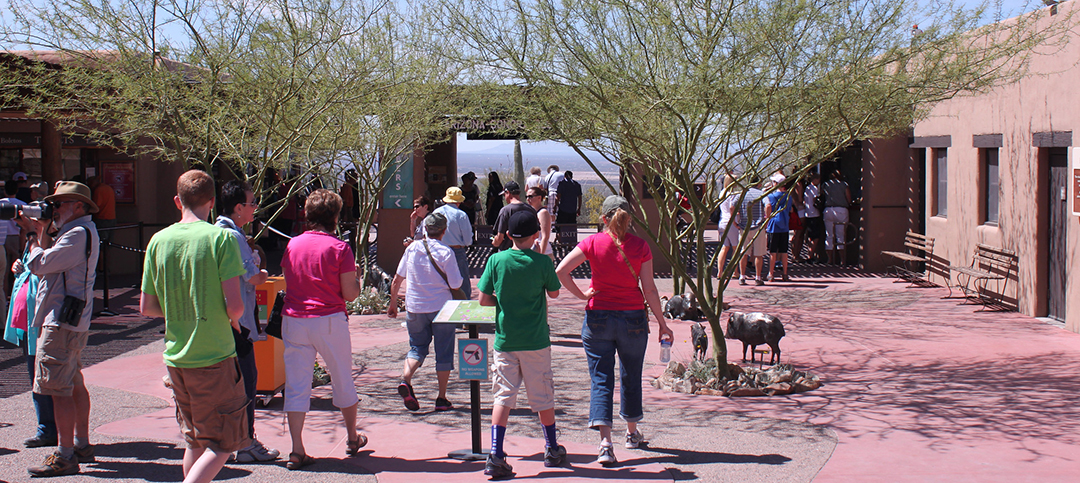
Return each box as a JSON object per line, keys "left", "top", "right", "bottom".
{"left": 983, "top": 148, "right": 999, "bottom": 224}
{"left": 933, "top": 148, "right": 947, "bottom": 217}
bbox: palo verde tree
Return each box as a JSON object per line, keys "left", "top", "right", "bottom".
{"left": 1, "top": 0, "right": 458, "bottom": 274}
{"left": 439, "top": 0, "right": 1070, "bottom": 378}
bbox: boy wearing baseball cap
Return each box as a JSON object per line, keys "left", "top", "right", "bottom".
{"left": 477, "top": 210, "right": 563, "bottom": 478}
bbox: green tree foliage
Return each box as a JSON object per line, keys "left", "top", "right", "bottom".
{"left": 0, "top": 0, "right": 459, "bottom": 271}
{"left": 438, "top": 0, "right": 1071, "bottom": 377}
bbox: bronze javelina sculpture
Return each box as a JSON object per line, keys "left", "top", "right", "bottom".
{"left": 725, "top": 312, "right": 785, "bottom": 365}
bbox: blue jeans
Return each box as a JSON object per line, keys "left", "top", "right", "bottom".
{"left": 582, "top": 309, "right": 649, "bottom": 429}
{"left": 452, "top": 247, "right": 472, "bottom": 299}
{"left": 406, "top": 311, "right": 456, "bottom": 371}
{"left": 237, "top": 344, "right": 258, "bottom": 439}
{"left": 22, "top": 336, "right": 56, "bottom": 439}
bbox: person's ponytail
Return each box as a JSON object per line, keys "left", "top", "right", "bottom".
{"left": 605, "top": 207, "right": 631, "bottom": 244}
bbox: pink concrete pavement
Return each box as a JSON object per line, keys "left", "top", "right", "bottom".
{"left": 80, "top": 271, "right": 1080, "bottom": 482}
{"left": 645, "top": 273, "right": 1080, "bottom": 482}
{"left": 83, "top": 312, "right": 672, "bottom": 481}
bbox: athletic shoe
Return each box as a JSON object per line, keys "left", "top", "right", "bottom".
{"left": 74, "top": 444, "right": 95, "bottom": 463}
{"left": 397, "top": 382, "right": 419, "bottom": 411}
{"left": 543, "top": 445, "right": 567, "bottom": 467}
{"left": 234, "top": 440, "right": 280, "bottom": 463}
{"left": 28, "top": 451, "right": 78, "bottom": 477}
{"left": 484, "top": 453, "right": 514, "bottom": 479}
{"left": 434, "top": 397, "right": 454, "bottom": 411}
{"left": 755, "top": 279, "right": 765, "bottom": 286}
{"left": 738, "top": 277, "right": 747, "bottom": 286}
{"left": 625, "top": 430, "right": 645, "bottom": 449}
{"left": 782, "top": 274, "right": 790, "bottom": 282}
{"left": 24, "top": 435, "right": 57, "bottom": 448}
{"left": 597, "top": 444, "right": 617, "bottom": 466}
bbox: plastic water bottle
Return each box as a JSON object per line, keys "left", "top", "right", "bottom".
{"left": 659, "top": 340, "right": 672, "bottom": 363}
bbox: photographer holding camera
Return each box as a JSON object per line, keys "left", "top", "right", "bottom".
{"left": 16, "top": 181, "right": 99, "bottom": 477}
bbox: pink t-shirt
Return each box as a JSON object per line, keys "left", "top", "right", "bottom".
{"left": 281, "top": 231, "right": 357, "bottom": 317}
{"left": 577, "top": 232, "right": 652, "bottom": 311}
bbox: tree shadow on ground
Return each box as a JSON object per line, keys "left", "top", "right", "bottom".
{"left": 83, "top": 441, "right": 252, "bottom": 481}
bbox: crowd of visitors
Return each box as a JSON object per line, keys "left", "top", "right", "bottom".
{"left": 1, "top": 164, "right": 846, "bottom": 480}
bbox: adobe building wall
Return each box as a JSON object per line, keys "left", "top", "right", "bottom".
{"left": 911, "top": 2, "right": 1079, "bottom": 330}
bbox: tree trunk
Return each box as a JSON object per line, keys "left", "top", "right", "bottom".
{"left": 709, "top": 293, "right": 730, "bottom": 380}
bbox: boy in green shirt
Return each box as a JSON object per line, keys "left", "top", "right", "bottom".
{"left": 478, "top": 210, "right": 563, "bottom": 478}
{"left": 140, "top": 170, "right": 248, "bottom": 483}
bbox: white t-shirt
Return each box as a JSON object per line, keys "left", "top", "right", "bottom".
{"left": 0, "top": 197, "right": 26, "bottom": 238}
{"left": 525, "top": 174, "right": 542, "bottom": 189}
{"left": 395, "top": 238, "right": 463, "bottom": 313}
{"left": 718, "top": 194, "right": 739, "bottom": 228}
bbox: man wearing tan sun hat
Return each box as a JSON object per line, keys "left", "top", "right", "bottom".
{"left": 433, "top": 186, "right": 473, "bottom": 299}
{"left": 16, "top": 181, "right": 99, "bottom": 477}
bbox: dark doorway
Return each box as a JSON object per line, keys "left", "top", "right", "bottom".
{"left": 1047, "top": 148, "right": 1068, "bottom": 321}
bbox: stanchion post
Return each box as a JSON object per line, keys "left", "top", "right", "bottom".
{"left": 95, "top": 233, "right": 118, "bottom": 317}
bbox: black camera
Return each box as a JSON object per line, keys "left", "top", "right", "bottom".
{"left": 0, "top": 201, "right": 54, "bottom": 220}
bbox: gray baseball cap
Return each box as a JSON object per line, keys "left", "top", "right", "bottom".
{"left": 602, "top": 195, "right": 630, "bottom": 217}
{"left": 424, "top": 212, "right": 448, "bottom": 233}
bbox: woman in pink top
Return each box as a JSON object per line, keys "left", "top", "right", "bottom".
{"left": 279, "top": 189, "right": 365, "bottom": 469}
{"left": 555, "top": 195, "right": 672, "bottom": 466}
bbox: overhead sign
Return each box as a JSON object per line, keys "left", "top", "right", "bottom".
{"left": 381, "top": 152, "right": 413, "bottom": 209}
{"left": 458, "top": 339, "right": 488, "bottom": 380}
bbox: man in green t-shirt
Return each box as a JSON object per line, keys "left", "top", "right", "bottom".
{"left": 478, "top": 210, "right": 563, "bottom": 478}
{"left": 140, "top": 170, "right": 248, "bottom": 483}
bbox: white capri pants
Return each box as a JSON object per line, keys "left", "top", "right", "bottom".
{"left": 282, "top": 312, "right": 359, "bottom": 412}
{"left": 823, "top": 207, "right": 849, "bottom": 251}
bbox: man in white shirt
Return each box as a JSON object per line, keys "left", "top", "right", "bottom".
{"left": 525, "top": 167, "right": 543, "bottom": 190}
{"left": 387, "top": 212, "right": 462, "bottom": 412}
{"left": 542, "top": 165, "right": 564, "bottom": 215}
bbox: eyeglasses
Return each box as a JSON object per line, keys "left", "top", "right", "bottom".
{"left": 526, "top": 194, "right": 544, "bottom": 199}
{"left": 240, "top": 202, "right": 258, "bottom": 208}
{"left": 413, "top": 204, "right": 422, "bottom": 209}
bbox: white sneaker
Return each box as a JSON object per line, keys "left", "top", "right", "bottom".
{"left": 597, "top": 443, "right": 617, "bottom": 466}
{"left": 625, "top": 430, "right": 645, "bottom": 449}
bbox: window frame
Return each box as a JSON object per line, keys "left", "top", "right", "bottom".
{"left": 932, "top": 148, "right": 948, "bottom": 218}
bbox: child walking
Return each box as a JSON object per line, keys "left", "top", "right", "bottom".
{"left": 477, "top": 210, "right": 563, "bottom": 479}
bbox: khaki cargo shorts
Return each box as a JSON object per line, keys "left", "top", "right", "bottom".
{"left": 167, "top": 357, "right": 251, "bottom": 453}
{"left": 491, "top": 347, "right": 556, "bottom": 412}
{"left": 34, "top": 325, "right": 89, "bottom": 397}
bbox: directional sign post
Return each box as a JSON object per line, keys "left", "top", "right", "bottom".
{"left": 381, "top": 152, "right": 414, "bottom": 209}
{"left": 434, "top": 300, "right": 496, "bottom": 461}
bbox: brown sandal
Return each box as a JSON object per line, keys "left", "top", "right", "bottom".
{"left": 286, "top": 452, "right": 316, "bottom": 470}
{"left": 346, "top": 433, "right": 368, "bottom": 456}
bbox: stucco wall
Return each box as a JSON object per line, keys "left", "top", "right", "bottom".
{"left": 912, "top": 2, "right": 1079, "bottom": 328}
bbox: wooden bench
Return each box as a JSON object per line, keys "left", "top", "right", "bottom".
{"left": 948, "top": 244, "right": 1017, "bottom": 309}
{"left": 881, "top": 231, "right": 936, "bottom": 285}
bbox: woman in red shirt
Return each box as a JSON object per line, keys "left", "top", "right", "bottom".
{"left": 555, "top": 195, "right": 672, "bottom": 466}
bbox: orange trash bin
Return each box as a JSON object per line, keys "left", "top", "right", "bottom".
{"left": 253, "top": 277, "right": 287, "bottom": 405}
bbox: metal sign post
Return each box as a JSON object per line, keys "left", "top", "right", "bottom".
{"left": 434, "top": 300, "right": 496, "bottom": 461}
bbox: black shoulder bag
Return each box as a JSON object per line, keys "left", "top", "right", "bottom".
{"left": 265, "top": 290, "right": 286, "bottom": 339}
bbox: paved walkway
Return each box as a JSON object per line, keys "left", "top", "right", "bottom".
{"left": 1, "top": 266, "right": 1078, "bottom": 482}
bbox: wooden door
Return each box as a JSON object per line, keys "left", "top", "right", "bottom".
{"left": 1048, "top": 148, "right": 1068, "bottom": 320}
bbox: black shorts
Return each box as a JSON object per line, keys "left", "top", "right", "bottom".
{"left": 767, "top": 232, "right": 789, "bottom": 254}
{"left": 804, "top": 216, "right": 824, "bottom": 239}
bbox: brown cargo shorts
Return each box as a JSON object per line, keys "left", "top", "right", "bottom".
{"left": 167, "top": 357, "right": 251, "bottom": 453}
{"left": 34, "top": 325, "right": 89, "bottom": 397}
